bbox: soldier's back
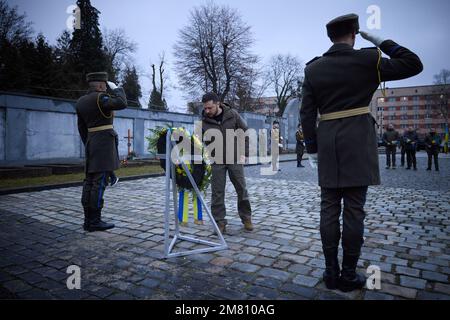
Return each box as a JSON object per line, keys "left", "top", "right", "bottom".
{"left": 305, "top": 45, "right": 379, "bottom": 115}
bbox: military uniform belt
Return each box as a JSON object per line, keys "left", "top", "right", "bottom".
{"left": 320, "top": 106, "right": 370, "bottom": 122}
{"left": 88, "top": 125, "right": 113, "bottom": 133}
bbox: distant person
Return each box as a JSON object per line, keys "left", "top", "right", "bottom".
{"left": 404, "top": 127, "right": 418, "bottom": 170}
{"left": 296, "top": 124, "right": 305, "bottom": 167}
{"left": 271, "top": 121, "right": 283, "bottom": 172}
{"left": 382, "top": 124, "right": 400, "bottom": 169}
{"left": 425, "top": 128, "right": 441, "bottom": 171}
{"left": 400, "top": 130, "right": 407, "bottom": 167}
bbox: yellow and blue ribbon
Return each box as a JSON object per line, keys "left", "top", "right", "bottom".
{"left": 178, "top": 190, "right": 203, "bottom": 226}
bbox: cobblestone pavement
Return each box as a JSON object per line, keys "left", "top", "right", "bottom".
{"left": 0, "top": 155, "right": 449, "bottom": 300}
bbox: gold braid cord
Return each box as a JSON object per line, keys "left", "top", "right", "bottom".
{"left": 97, "top": 93, "right": 113, "bottom": 119}
{"left": 377, "top": 48, "right": 387, "bottom": 98}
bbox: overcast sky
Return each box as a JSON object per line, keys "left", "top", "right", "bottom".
{"left": 11, "top": 0, "right": 450, "bottom": 112}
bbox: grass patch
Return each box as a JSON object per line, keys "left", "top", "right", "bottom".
{"left": 0, "top": 165, "right": 163, "bottom": 190}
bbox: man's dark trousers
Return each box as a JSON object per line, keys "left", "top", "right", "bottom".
{"left": 406, "top": 149, "right": 417, "bottom": 169}
{"left": 427, "top": 150, "right": 439, "bottom": 170}
{"left": 385, "top": 145, "right": 397, "bottom": 167}
{"left": 82, "top": 172, "right": 107, "bottom": 216}
{"left": 211, "top": 164, "right": 251, "bottom": 226}
{"left": 400, "top": 147, "right": 406, "bottom": 166}
{"left": 320, "top": 187, "right": 368, "bottom": 256}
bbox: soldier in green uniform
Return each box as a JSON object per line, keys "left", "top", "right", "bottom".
{"left": 382, "top": 124, "right": 400, "bottom": 169}
{"left": 425, "top": 128, "right": 441, "bottom": 171}
{"left": 300, "top": 14, "right": 423, "bottom": 292}
{"left": 76, "top": 72, "right": 128, "bottom": 232}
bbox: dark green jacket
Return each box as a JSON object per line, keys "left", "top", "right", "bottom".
{"left": 383, "top": 129, "right": 400, "bottom": 146}
{"left": 300, "top": 39, "right": 423, "bottom": 188}
{"left": 76, "top": 88, "right": 127, "bottom": 173}
{"left": 403, "top": 130, "right": 418, "bottom": 151}
{"left": 425, "top": 133, "right": 441, "bottom": 153}
{"left": 200, "top": 104, "right": 249, "bottom": 164}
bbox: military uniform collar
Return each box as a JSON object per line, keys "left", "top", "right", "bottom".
{"left": 323, "top": 43, "right": 354, "bottom": 56}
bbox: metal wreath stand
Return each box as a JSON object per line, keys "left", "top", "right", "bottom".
{"left": 158, "top": 128, "right": 227, "bottom": 258}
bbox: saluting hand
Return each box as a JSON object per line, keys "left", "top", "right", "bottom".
{"left": 360, "top": 31, "right": 385, "bottom": 47}
{"left": 107, "top": 81, "right": 118, "bottom": 90}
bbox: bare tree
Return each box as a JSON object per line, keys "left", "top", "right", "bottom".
{"left": 431, "top": 69, "right": 450, "bottom": 133}
{"left": 266, "top": 54, "right": 303, "bottom": 116}
{"left": 229, "top": 64, "right": 269, "bottom": 112}
{"left": 149, "top": 52, "right": 169, "bottom": 110}
{"left": 103, "top": 28, "right": 137, "bottom": 81}
{"left": 174, "top": 1, "right": 258, "bottom": 102}
{"left": 0, "top": 0, "right": 33, "bottom": 44}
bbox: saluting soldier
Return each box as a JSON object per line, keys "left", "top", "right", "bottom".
{"left": 425, "top": 128, "right": 441, "bottom": 171}
{"left": 382, "top": 124, "right": 400, "bottom": 169}
{"left": 76, "top": 72, "right": 127, "bottom": 232}
{"left": 300, "top": 14, "right": 423, "bottom": 292}
{"left": 296, "top": 124, "right": 305, "bottom": 167}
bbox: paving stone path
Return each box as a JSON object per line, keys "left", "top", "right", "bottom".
{"left": 0, "top": 155, "right": 449, "bottom": 300}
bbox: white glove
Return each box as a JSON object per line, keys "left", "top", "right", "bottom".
{"left": 107, "top": 81, "right": 118, "bottom": 90}
{"left": 360, "top": 31, "right": 385, "bottom": 47}
{"left": 308, "top": 153, "right": 318, "bottom": 169}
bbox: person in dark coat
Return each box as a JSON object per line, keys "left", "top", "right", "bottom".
{"left": 296, "top": 124, "right": 305, "bottom": 167}
{"left": 403, "top": 127, "right": 419, "bottom": 170}
{"left": 425, "top": 128, "right": 441, "bottom": 171}
{"left": 300, "top": 14, "right": 423, "bottom": 292}
{"left": 76, "top": 72, "right": 127, "bottom": 232}
{"left": 382, "top": 124, "right": 400, "bottom": 169}
{"left": 400, "top": 130, "right": 407, "bottom": 167}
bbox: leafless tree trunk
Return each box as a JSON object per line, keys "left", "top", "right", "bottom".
{"left": 265, "top": 54, "right": 303, "bottom": 116}
{"left": 174, "top": 2, "right": 258, "bottom": 103}
{"left": 103, "top": 28, "right": 137, "bottom": 79}
{"left": 432, "top": 69, "right": 450, "bottom": 130}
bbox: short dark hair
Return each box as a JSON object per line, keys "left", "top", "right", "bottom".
{"left": 273, "top": 120, "right": 279, "bottom": 125}
{"left": 202, "top": 92, "right": 220, "bottom": 103}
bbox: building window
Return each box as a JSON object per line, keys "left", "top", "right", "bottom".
{"left": 401, "top": 106, "right": 408, "bottom": 111}
{"left": 389, "top": 106, "right": 395, "bottom": 112}
{"left": 413, "top": 105, "right": 420, "bottom": 111}
{"left": 388, "top": 97, "right": 396, "bottom": 102}
{"left": 378, "top": 98, "right": 385, "bottom": 103}
{"left": 402, "top": 97, "right": 408, "bottom": 101}
{"left": 413, "top": 96, "right": 420, "bottom": 101}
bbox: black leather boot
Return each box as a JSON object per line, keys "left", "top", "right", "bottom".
{"left": 83, "top": 207, "right": 90, "bottom": 231}
{"left": 338, "top": 254, "right": 366, "bottom": 292}
{"left": 87, "top": 209, "right": 115, "bottom": 232}
{"left": 323, "top": 248, "right": 340, "bottom": 289}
